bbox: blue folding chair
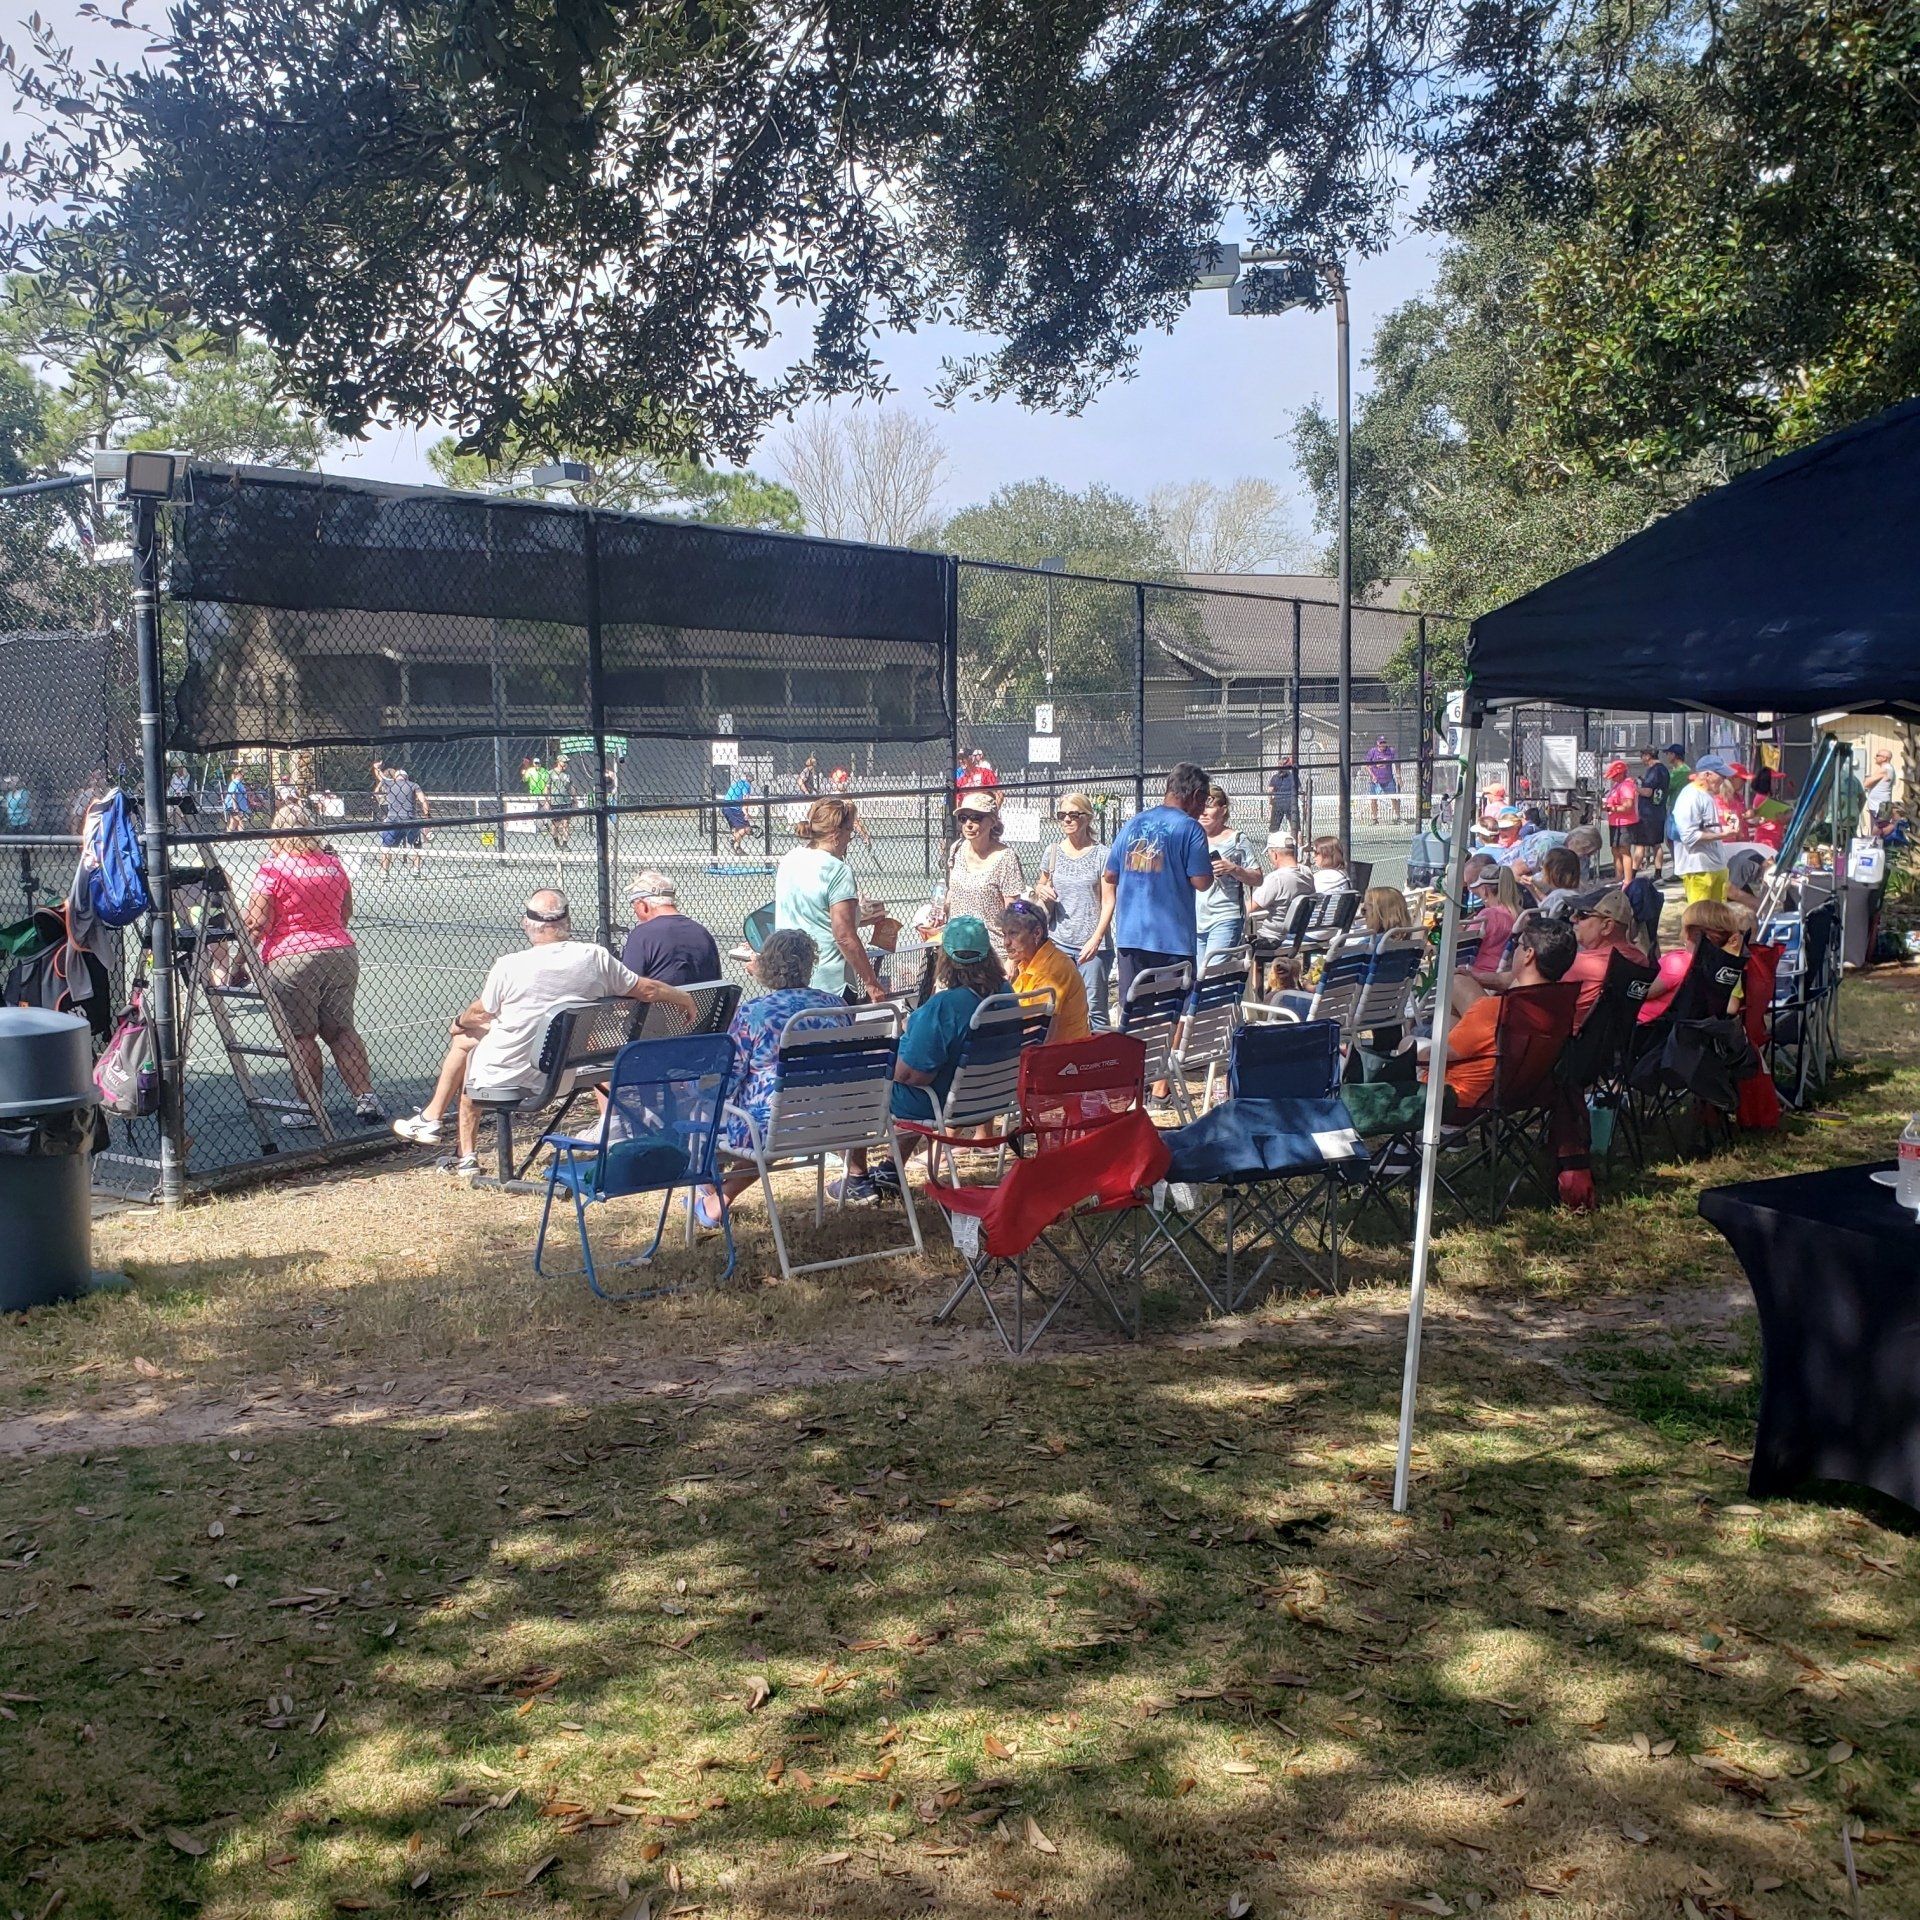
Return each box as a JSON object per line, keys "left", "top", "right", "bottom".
{"left": 1147, "top": 1019, "right": 1366, "bottom": 1310}
{"left": 534, "top": 1032, "right": 738, "bottom": 1299}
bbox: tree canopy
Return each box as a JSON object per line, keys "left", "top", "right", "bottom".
{"left": 0, "top": 0, "right": 1530, "bottom": 461}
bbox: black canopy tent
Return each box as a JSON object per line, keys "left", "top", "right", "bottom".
{"left": 1393, "top": 397, "right": 1920, "bottom": 1509}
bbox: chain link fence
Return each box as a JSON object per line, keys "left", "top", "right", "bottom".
{"left": 2, "top": 467, "right": 1703, "bottom": 1196}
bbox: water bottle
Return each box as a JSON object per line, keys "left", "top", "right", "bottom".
{"left": 1900, "top": 1114, "right": 1920, "bottom": 1210}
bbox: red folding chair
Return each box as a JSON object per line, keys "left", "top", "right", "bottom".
{"left": 1440, "top": 981, "right": 1580, "bottom": 1221}
{"left": 928, "top": 1034, "right": 1171, "bottom": 1356}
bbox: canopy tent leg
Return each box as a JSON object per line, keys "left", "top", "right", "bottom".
{"left": 1831, "top": 740, "right": 1853, "bottom": 1061}
{"left": 1393, "top": 716, "right": 1481, "bottom": 1513}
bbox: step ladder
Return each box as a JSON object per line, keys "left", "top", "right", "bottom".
{"left": 171, "top": 844, "right": 336, "bottom": 1150}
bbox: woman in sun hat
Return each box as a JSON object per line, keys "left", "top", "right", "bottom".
{"left": 933, "top": 788, "right": 1025, "bottom": 961}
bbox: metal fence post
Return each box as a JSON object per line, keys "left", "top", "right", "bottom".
{"left": 1134, "top": 581, "right": 1148, "bottom": 811}
{"left": 1415, "top": 614, "right": 1430, "bottom": 830}
{"left": 582, "top": 509, "right": 613, "bottom": 948}
{"left": 130, "top": 494, "right": 186, "bottom": 1206}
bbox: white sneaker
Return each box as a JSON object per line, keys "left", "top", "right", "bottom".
{"left": 436, "top": 1154, "right": 480, "bottom": 1177}
{"left": 391, "top": 1112, "right": 442, "bottom": 1144}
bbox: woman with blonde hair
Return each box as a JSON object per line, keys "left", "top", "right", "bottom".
{"left": 1361, "top": 885, "right": 1411, "bottom": 935}
{"left": 774, "top": 796, "right": 888, "bottom": 1002}
{"left": 1032, "top": 790, "right": 1112, "bottom": 1029}
{"left": 242, "top": 802, "right": 381, "bottom": 1125}
{"left": 1637, "top": 897, "right": 1745, "bottom": 1026}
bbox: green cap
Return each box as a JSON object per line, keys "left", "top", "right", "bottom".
{"left": 941, "top": 915, "right": 993, "bottom": 963}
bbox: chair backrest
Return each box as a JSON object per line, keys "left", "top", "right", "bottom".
{"left": 1666, "top": 934, "right": 1747, "bottom": 1025}
{"left": 1556, "top": 946, "right": 1658, "bottom": 1089}
{"left": 534, "top": 997, "right": 648, "bottom": 1103}
{"left": 1760, "top": 910, "right": 1803, "bottom": 1001}
{"left": 1299, "top": 934, "right": 1374, "bottom": 1037}
{"left": 743, "top": 903, "right": 776, "bottom": 952}
{"left": 596, "top": 1032, "right": 737, "bottom": 1198}
{"left": 637, "top": 977, "right": 742, "bottom": 1041}
{"left": 1351, "top": 928, "right": 1425, "bottom": 1032}
{"left": 939, "top": 990, "right": 1047, "bottom": 1129}
{"left": 1120, "top": 961, "right": 1192, "bottom": 1082}
{"left": 1018, "top": 1033, "right": 1148, "bottom": 1153}
{"left": 1229, "top": 1018, "right": 1341, "bottom": 1100}
{"left": 1174, "top": 948, "right": 1248, "bottom": 1072}
{"left": 1301, "top": 887, "right": 1360, "bottom": 948}
{"left": 1798, "top": 899, "right": 1839, "bottom": 1001}
{"left": 765, "top": 1004, "right": 902, "bottom": 1157}
{"left": 1488, "top": 981, "right": 1580, "bottom": 1113}
{"left": 1349, "top": 859, "right": 1374, "bottom": 893}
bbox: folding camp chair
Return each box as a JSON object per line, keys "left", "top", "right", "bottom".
{"left": 877, "top": 938, "right": 931, "bottom": 1008}
{"left": 720, "top": 1004, "right": 925, "bottom": 1280}
{"left": 928, "top": 1035, "right": 1169, "bottom": 1356}
{"left": 1765, "top": 901, "right": 1836, "bottom": 1106}
{"left": 1120, "top": 961, "right": 1193, "bottom": 1114}
{"left": 1630, "top": 937, "right": 1748, "bottom": 1154}
{"left": 1147, "top": 1019, "right": 1366, "bottom": 1311}
{"left": 1244, "top": 931, "right": 1369, "bottom": 1040}
{"left": 894, "top": 988, "right": 1053, "bottom": 1183}
{"left": 1169, "top": 946, "right": 1248, "bottom": 1112}
{"left": 1410, "top": 981, "right": 1580, "bottom": 1224}
{"left": 728, "top": 903, "right": 777, "bottom": 965}
{"left": 1552, "top": 947, "right": 1658, "bottom": 1171}
{"left": 534, "top": 1033, "right": 738, "bottom": 1299}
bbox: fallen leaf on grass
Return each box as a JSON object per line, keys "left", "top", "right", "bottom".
{"left": 1392, "top": 1898, "right": 1455, "bottom": 1918}
{"left": 1227, "top": 1895, "right": 1253, "bottom": 1918}
{"left": 816, "top": 1851, "right": 853, "bottom": 1868}
{"left": 133, "top": 1356, "right": 161, "bottom": 1378}
{"left": 1221, "top": 1761, "right": 1260, "bottom": 1777}
{"left": 521, "top": 1855, "right": 557, "bottom": 1887}
{"left": 164, "top": 1829, "right": 207, "bottom": 1857}
{"left": 639, "top": 1842, "right": 666, "bottom": 1862}
{"left": 1023, "top": 1815, "right": 1057, "bottom": 1855}
{"left": 1173, "top": 1776, "right": 1197, "bottom": 1797}
{"left": 1828, "top": 1739, "right": 1855, "bottom": 1764}
{"left": 746, "top": 1675, "right": 771, "bottom": 1713}
{"left": 1619, "top": 1824, "right": 1649, "bottom": 1846}
{"left": 984, "top": 1733, "right": 1015, "bottom": 1760}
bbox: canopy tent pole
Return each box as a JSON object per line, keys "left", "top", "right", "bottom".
{"left": 1831, "top": 742, "right": 1853, "bottom": 1058}
{"left": 1393, "top": 714, "right": 1481, "bottom": 1513}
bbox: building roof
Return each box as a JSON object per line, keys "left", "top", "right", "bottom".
{"left": 1158, "top": 573, "right": 1424, "bottom": 683}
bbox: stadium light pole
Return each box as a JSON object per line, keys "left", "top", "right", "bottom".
{"left": 1187, "top": 244, "right": 1353, "bottom": 852}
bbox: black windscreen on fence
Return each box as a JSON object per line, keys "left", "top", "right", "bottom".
{"left": 165, "top": 467, "right": 955, "bottom": 752}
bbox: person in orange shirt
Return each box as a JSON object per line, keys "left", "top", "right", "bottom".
{"left": 1000, "top": 899, "right": 1091, "bottom": 1042}
{"left": 1429, "top": 916, "right": 1578, "bottom": 1111}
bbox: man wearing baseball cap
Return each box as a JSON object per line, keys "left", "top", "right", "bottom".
{"left": 619, "top": 868, "right": 721, "bottom": 987}
{"left": 1672, "top": 756, "right": 1732, "bottom": 903}
{"left": 1564, "top": 887, "right": 1650, "bottom": 1028}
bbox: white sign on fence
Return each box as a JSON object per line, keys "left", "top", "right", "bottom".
{"left": 1443, "top": 689, "right": 1465, "bottom": 728}
{"left": 998, "top": 805, "right": 1044, "bottom": 844}
{"left": 711, "top": 739, "right": 739, "bottom": 767}
{"left": 1027, "top": 734, "right": 1062, "bottom": 765}
{"left": 505, "top": 797, "right": 542, "bottom": 835}
{"left": 1542, "top": 734, "right": 1580, "bottom": 793}
{"left": 1034, "top": 701, "right": 1056, "bottom": 734}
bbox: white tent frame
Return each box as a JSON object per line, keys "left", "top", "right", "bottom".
{"left": 1389, "top": 705, "right": 1856, "bottom": 1512}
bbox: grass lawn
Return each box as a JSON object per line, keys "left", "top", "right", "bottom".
{"left": 0, "top": 974, "right": 1917, "bottom": 1919}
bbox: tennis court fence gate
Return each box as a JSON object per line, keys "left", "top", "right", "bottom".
{"left": 1, "top": 465, "right": 1685, "bottom": 1199}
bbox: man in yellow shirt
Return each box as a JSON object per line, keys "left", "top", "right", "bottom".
{"left": 1000, "top": 900, "right": 1091, "bottom": 1041}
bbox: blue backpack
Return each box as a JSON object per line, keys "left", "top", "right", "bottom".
{"left": 87, "top": 789, "right": 153, "bottom": 928}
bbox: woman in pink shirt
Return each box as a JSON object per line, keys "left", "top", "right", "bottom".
{"left": 1603, "top": 758, "right": 1640, "bottom": 883}
{"left": 243, "top": 803, "right": 382, "bottom": 1125}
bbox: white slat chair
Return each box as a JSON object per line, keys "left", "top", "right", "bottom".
{"left": 721, "top": 1004, "right": 924, "bottom": 1280}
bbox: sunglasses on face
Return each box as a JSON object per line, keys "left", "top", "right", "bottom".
{"left": 1056, "top": 810, "right": 1085, "bottom": 822}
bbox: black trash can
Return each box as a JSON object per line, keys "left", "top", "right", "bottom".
{"left": 0, "top": 1007, "right": 99, "bottom": 1312}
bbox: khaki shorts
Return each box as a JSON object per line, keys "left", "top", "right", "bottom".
{"left": 268, "top": 945, "right": 360, "bottom": 1039}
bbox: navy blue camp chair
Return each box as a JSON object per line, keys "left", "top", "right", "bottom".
{"left": 1146, "top": 1018, "right": 1366, "bottom": 1311}
{"left": 534, "top": 1032, "right": 738, "bottom": 1299}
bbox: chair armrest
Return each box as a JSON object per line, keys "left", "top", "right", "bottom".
{"left": 1240, "top": 1000, "right": 1299, "bottom": 1025}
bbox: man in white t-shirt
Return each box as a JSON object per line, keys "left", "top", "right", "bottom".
{"left": 391, "top": 889, "right": 694, "bottom": 1174}
{"left": 1671, "top": 757, "right": 1731, "bottom": 905}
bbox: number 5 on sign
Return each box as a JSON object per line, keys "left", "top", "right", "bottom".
{"left": 1033, "top": 701, "right": 1055, "bottom": 735}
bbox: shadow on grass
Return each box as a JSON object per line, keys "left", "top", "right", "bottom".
{"left": 2, "top": 1336, "right": 1915, "bottom": 1920}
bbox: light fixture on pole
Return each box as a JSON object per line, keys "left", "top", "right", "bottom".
{"left": 527, "top": 458, "right": 594, "bottom": 493}
{"left": 1186, "top": 243, "right": 1354, "bottom": 854}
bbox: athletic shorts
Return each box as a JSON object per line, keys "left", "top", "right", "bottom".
{"left": 722, "top": 805, "right": 749, "bottom": 831}
{"left": 380, "top": 825, "right": 423, "bottom": 848}
{"left": 267, "top": 945, "right": 359, "bottom": 1039}
{"left": 1609, "top": 825, "right": 1634, "bottom": 850}
{"left": 1628, "top": 820, "right": 1664, "bottom": 847}
{"left": 1681, "top": 870, "right": 1728, "bottom": 904}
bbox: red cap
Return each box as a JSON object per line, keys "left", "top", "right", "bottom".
{"left": 1606, "top": 758, "right": 1628, "bottom": 778}
{"left": 1726, "top": 761, "right": 1751, "bottom": 779}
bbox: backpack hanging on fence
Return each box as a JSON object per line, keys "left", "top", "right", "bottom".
{"left": 80, "top": 789, "right": 152, "bottom": 928}
{"left": 94, "top": 987, "right": 161, "bottom": 1118}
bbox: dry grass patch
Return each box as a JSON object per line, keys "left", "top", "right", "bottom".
{"left": 2, "top": 1335, "right": 1917, "bottom": 1920}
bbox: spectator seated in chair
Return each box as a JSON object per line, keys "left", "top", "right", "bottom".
{"left": 1426, "top": 916, "right": 1579, "bottom": 1113}
{"left": 620, "top": 869, "right": 722, "bottom": 986}
{"left": 391, "top": 890, "right": 694, "bottom": 1176}
{"left": 1637, "top": 899, "right": 1745, "bottom": 1026}
{"left": 1000, "top": 899, "right": 1090, "bottom": 1042}
{"left": 1529, "top": 847, "right": 1584, "bottom": 917}
{"left": 1562, "top": 888, "right": 1652, "bottom": 1030}
{"left": 694, "top": 927, "right": 845, "bottom": 1228}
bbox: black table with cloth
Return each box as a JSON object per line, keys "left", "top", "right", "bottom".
{"left": 1699, "top": 1163, "right": 1920, "bottom": 1511}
